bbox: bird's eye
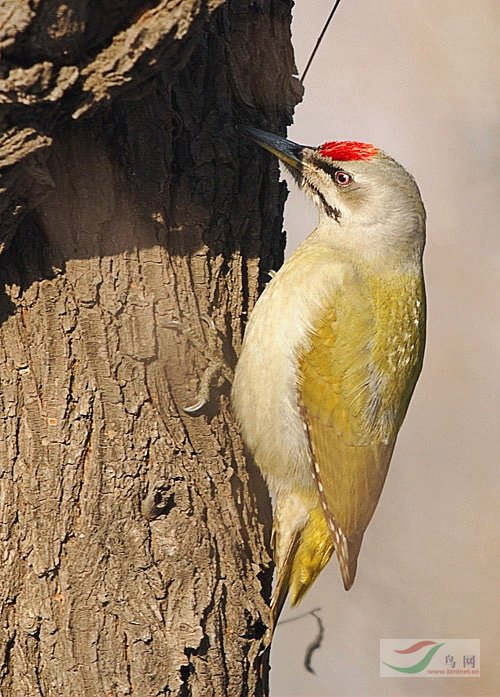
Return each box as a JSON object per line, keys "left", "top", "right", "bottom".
{"left": 334, "top": 171, "right": 352, "bottom": 186}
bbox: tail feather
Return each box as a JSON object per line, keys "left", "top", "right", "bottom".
{"left": 271, "top": 528, "right": 300, "bottom": 626}
{"left": 288, "top": 507, "right": 334, "bottom": 605}
{"left": 271, "top": 503, "right": 335, "bottom": 626}
{"left": 270, "top": 490, "right": 311, "bottom": 626}
{"left": 271, "top": 498, "right": 365, "bottom": 628}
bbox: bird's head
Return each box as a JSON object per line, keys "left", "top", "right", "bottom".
{"left": 243, "top": 126, "right": 426, "bottom": 262}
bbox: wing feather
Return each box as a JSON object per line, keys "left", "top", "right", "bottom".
{"left": 299, "top": 287, "right": 399, "bottom": 589}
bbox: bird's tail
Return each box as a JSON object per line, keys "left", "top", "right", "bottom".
{"left": 271, "top": 501, "right": 335, "bottom": 626}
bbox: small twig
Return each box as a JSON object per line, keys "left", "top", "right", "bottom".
{"left": 300, "top": 0, "right": 343, "bottom": 84}
{"left": 304, "top": 609, "right": 324, "bottom": 675}
{"left": 277, "top": 607, "right": 325, "bottom": 674}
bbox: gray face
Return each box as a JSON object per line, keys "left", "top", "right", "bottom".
{"left": 242, "top": 127, "right": 426, "bottom": 259}
{"left": 294, "top": 148, "right": 426, "bottom": 235}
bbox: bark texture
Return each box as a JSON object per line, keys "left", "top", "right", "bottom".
{"left": 0, "top": 1, "right": 301, "bottom": 695}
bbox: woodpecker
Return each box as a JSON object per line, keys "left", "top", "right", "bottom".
{"left": 232, "top": 126, "right": 426, "bottom": 619}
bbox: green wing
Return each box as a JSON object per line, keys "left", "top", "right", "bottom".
{"left": 299, "top": 274, "right": 424, "bottom": 589}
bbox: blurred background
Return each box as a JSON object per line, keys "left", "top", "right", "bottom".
{"left": 271, "top": 1, "right": 500, "bottom": 695}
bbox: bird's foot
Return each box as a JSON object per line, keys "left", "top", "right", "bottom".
{"left": 164, "top": 315, "right": 233, "bottom": 414}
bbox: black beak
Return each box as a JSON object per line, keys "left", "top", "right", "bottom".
{"left": 242, "top": 126, "right": 304, "bottom": 171}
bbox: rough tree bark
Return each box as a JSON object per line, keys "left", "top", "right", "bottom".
{"left": 0, "top": 2, "right": 301, "bottom": 695}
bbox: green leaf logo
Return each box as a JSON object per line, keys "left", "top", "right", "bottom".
{"left": 383, "top": 642, "right": 445, "bottom": 674}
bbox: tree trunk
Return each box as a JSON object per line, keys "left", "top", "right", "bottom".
{"left": 0, "top": 2, "right": 301, "bottom": 695}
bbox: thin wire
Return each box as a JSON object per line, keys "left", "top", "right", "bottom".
{"left": 300, "top": 0, "right": 343, "bottom": 84}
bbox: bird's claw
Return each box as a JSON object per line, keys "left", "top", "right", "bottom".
{"left": 165, "top": 315, "right": 233, "bottom": 414}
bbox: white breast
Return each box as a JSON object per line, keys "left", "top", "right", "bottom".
{"left": 232, "top": 243, "right": 346, "bottom": 496}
